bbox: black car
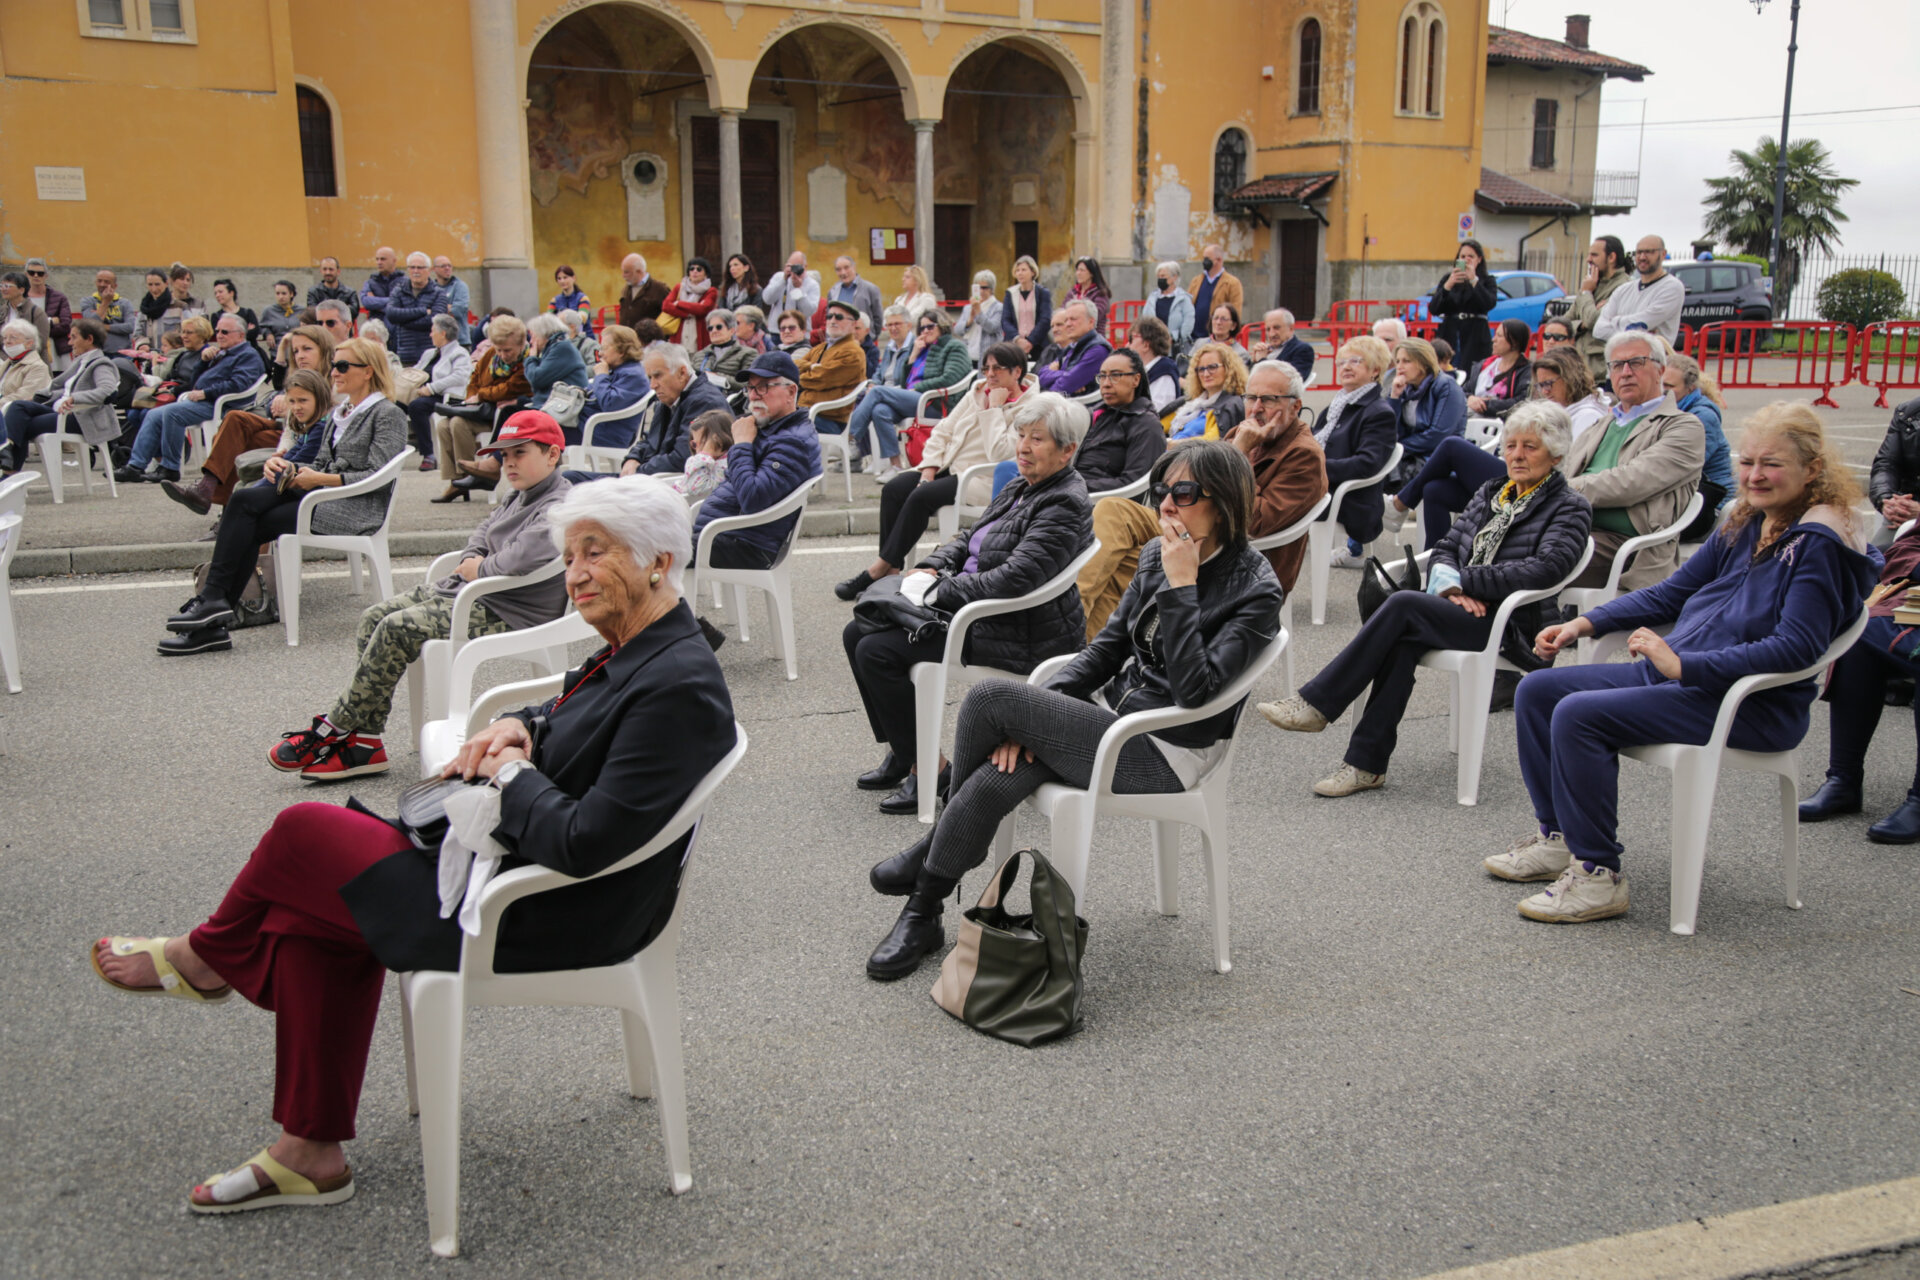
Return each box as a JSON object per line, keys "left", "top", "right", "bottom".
{"left": 1670, "top": 260, "right": 1773, "bottom": 330}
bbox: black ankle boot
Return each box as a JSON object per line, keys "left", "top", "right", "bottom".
{"left": 870, "top": 832, "right": 933, "bottom": 896}
{"left": 1798, "top": 772, "right": 1863, "bottom": 822}
{"left": 834, "top": 570, "right": 874, "bottom": 602}
{"left": 1868, "top": 791, "right": 1920, "bottom": 844}
{"left": 866, "top": 874, "right": 957, "bottom": 980}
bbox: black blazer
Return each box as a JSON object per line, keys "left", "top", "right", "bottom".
{"left": 1321, "top": 384, "right": 1399, "bottom": 544}
{"left": 343, "top": 601, "right": 737, "bottom": 975}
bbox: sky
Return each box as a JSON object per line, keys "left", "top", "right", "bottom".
{"left": 1487, "top": 0, "right": 1920, "bottom": 259}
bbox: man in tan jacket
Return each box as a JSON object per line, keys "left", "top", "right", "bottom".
{"left": 1185, "top": 243, "right": 1243, "bottom": 346}
{"left": 797, "top": 298, "right": 867, "bottom": 426}
{"left": 1562, "top": 332, "right": 1704, "bottom": 591}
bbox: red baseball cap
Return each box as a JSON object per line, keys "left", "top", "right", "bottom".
{"left": 479, "top": 410, "right": 566, "bottom": 454}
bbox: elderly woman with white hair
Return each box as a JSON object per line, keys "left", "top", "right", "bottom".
{"left": 952, "top": 269, "right": 1004, "bottom": 364}
{"left": 457, "top": 312, "right": 592, "bottom": 494}
{"left": 1260, "top": 401, "right": 1593, "bottom": 799}
{"left": 561, "top": 308, "right": 599, "bottom": 367}
{"left": 88, "top": 475, "right": 735, "bottom": 1217}
{"left": 1148, "top": 261, "right": 1195, "bottom": 349}
{"left": 0, "top": 317, "right": 52, "bottom": 409}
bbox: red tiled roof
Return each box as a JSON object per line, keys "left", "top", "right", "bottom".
{"left": 1475, "top": 168, "right": 1581, "bottom": 214}
{"left": 1487, "top": 25, "right": 1651, "bottom": 80}
{"left": 1227, "top": 171, "right": 1338, "bottom": 203}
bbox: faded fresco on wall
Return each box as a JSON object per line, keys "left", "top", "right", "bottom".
{"left": 840, "top": 97, "right": 917, "bottom": 214}
{"left": 527, "top": 74, "right": 628, "bottom": 208}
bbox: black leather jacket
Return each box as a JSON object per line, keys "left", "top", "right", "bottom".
{"left": 1045, "top": 539, "right": 1282, "bottom": 749}
{"left": 1869, "top": 395, "right": 1920, "bottom": 512}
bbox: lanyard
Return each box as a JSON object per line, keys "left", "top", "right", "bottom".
{"left": 551, "top": 646, "right": 618, "bottom": 713}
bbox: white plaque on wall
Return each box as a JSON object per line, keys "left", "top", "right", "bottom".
{"left": 35, "top": 166, "right": 87, "bottom": 201}
{"left": 808, "top": 164, "right": 848, "bottom": 243}
{"left": 1010, "top": 177, "right": 1038, "bottom": 208}
{"left": 620, "top": 153, "right": 668, "bottom": 242}
{"left": 1151, "top": 178, "right": 1192, "bottom": 264}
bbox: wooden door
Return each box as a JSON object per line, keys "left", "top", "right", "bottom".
{"left": 691, "top": 117, "right": 783, "bottom": 277}
{"left": 933, "top": 205, "right": 972, "bottom": 301}
{"left": 1278, "top": 220, "right": 1319, "bottom": 320}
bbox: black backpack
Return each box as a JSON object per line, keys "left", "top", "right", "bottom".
{"left": 108, "top": 357, "right": 144, "bottom": 412}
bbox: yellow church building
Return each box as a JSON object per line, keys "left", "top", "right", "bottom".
{"left": 0, "top": 0, "right": 1505, "bottom": 322}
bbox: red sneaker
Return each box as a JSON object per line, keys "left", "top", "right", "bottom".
{"left": 299, "top": 734, "right": 389, "bottom": 782}
{"left": 270, "top": 718, "right": 336, "bottom": 772}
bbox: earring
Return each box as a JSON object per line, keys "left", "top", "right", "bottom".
{"left": 649, "top": 572, "right": 661, "bottom": 586}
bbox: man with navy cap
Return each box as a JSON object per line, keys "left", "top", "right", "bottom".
{"left": 689, "top": 350, "right": 822, "bottom": 647}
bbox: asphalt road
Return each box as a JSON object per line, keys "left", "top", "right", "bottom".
{"left": 3, "top": 530, "right": 1917, "bottom": 1278}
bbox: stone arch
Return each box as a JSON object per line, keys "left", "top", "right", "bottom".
{"left": 523, "top": 0, "right": 723, "bottom": 111}
{"left": 751, "top": 12, "right": 924, "bottom": 119}
{"left": 944, "top": 29, "right": 1094, "bottom": 135}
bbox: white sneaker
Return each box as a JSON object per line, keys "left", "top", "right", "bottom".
{"left": 858, "top": 455, "right": 876, "bottom": 475}
{"left": 1518, "top": 861, "right": 1629, "bottom": 923}
{"left": 1381, "top": 502, "right": 1408, "bottom": 534}
{"left": 873, "top": 460, "right": 901, "bottom": 481}
{"left": 1312, "top": 763, "right": 1385, "bottom": 797}
{"left": 1484, "top": 830, "right": 1572, "bottom": 882}
{"left": 1258, "top": 695, "right": 1329, "bottom": 733}
{"left": 1329, "top": 545, "right": 1361, "bottom": 569}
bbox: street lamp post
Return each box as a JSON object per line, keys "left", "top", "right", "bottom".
{"left": 1752, "top": 0, "right": 1800, "bottom": 311}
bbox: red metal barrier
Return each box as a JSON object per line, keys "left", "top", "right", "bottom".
{"left": 1858, "top": 321, "right": 1920, "bottom": 408}
{"left": 1694, "top": 321, "right": 1853, "bottom": 408}
{"left": 1108, "top": 298, "right": 1144, "bottom": 347}
{"left": 596, "top": 305, "right": 618, "bottom": 332}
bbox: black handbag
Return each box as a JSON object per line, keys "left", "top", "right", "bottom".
{"left": 930, "top": 848, "right": 1088, "bottom": 1047}
{"left": 1356, "top": 543, "right": 1422, "bottom": 623}
{"left": 851, "top": 571, "right": 952, "bottom": 645}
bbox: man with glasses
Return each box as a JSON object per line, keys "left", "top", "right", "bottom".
{"left": 1035, "top": 298, "right": 1111, "bottom": 398}
{"left": 23, "top": 258, "right": 73, "bottom": 370}
{"left": 115, "top": 314, "right": 266, "bottom": 484}
{"left": 845, "top": 308, "right": 971, "bottom": 479}
{"left": 1560, "top": 332, "right": 1704, "bottom": 590}
{"left": 308, "top": 256, "right": 356, "bottom": 311}
{"left": 697, "top": 307, "right": 754, "bottom": 388}
{"left": 385, "top": 252, "right": 449, "bottom": 365}
{"left": 315, "top": 299, "right": 355, "bottom": 343}
{"left": 797, "top": 298, "right": 868, "bottom": 431}
{"left": 761, "top": 251, "right": 821, "bottom": 318}
{"left": 1593, "top": 235, "right": 1685, "bottom": 347}
{"left": 616, "top": 253, "right": 669, "bottom": 329}
{"left": 1538, "top": 318, "right": 1575, "bottom": 350}
{"left": 817, "top": 255, "right": 882, "bottom": 344}
{"left": 1564, "top": 236, "right": 1629, "bottom": 383}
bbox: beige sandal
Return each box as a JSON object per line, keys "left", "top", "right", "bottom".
{"left": 192, "top": 1148, "right": 354, "bottom": 1214}
{"left": 90, "top": 937, "right": 231, "bottom": 1003}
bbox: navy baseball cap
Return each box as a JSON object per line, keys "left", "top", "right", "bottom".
{"left": 746, "top": 350, "right": 802, "bottom": 383}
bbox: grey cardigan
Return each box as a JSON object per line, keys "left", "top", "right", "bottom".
{"left": 50, "top": 349, "right": 123, "bottom": 445}
{"left": 307, "top": 396, "right": 407, "bottom": 536}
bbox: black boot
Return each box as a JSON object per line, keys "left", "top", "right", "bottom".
{"left": 857, "top": 750, "right": 909, "bottom": 791}
{"left": 428, "top": 484, "right": 471, "bottom": 504}
{"left": 1487, "top": 670, "right": 1522, "bottom": 713}
{"left": 1798, "top": 772, "right": 1863, "bottom": 822}
{"left": 870, "top": 831, "right": 933, "bottom": 896}
{"left": 167, "top": 595, "right": 236, "bottom": 633}
{"left": 834, "top": 570, "right": 874, "bottom": 602}
{"left": 866, "top": 874, "right": 957, "bottom": 980}
{"left": 1868, "top": 791, "right": 1920, "bottom": 844}
{"left": 698, "top": 615, "right": 726, "bottom": 651}
{"left": 879, "top": 763, "right": 949, "bottom": 815}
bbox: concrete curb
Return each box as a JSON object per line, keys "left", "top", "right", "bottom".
{"left": 11, "top": 509, "right": 885, "bottom": 578}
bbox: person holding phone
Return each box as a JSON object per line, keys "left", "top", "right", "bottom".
{"left": 952, "top": 269, "right": 1004, "bottom": 364}
{"left": 1429, "top": 239, "right": 1498, "bottom": 371}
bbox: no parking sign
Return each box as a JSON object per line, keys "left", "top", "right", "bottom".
{"left": 1458, "top": 212, "right": 1475, "bottom": 242}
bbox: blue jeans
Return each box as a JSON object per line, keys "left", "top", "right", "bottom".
{"left": 846, "top": 385, "right": 919, "bottom": 460}
{"left": 1515, "top": 662, "right": 1808, "bottom": 869}
{"left": 991, "top": 459, "right": 1020, "bottom": 499}
{"left": 1397, "top": 436, "right": 1506, "bottom": 548}
{"left": 129, "top": 398, "right": 214, "bottom": 471}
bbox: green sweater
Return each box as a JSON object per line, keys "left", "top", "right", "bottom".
{"left": 911, "top": 335, "right": 973, "bottom": 392}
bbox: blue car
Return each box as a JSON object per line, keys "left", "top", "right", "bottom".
{"left": 1404, "top": 271, "right": 1567, "bottom": 331}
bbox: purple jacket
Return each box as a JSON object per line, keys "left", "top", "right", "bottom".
{"left": 1037, "top": 332, "right": 1111, "bottom": 397}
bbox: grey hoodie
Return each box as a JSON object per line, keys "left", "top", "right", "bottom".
{"left": 435, "top": 469, "right": 572, "bottom": 629}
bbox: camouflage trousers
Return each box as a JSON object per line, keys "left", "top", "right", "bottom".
{"left": 328, "top": 584, "right": 512, "bottom": 737}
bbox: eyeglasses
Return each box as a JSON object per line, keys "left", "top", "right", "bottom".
{"left": 331, "top": 360, "right": 368, "bottom": 372}
{"left": 1094, "top": 370, "right": 1138, "bottom": 382}
{"left": 1334, "top": 356, "right": 1367, "bottom": 368}
{"left": 1607, "top": 356, "right": 1655, "bottom": 374}
{"left": 1193, "top": 363, "right": 1224, "bottom": 375}
{"left": 746, "top": 380, "right": 788, "bottom": 397}
{"left": 26, "top": 270, "right": 46, "bottom": 278}
{"left": 1244, "top": 393, "right": 1298, "bottom": 407}
{"left": 1151, "top": 480, "right": 1208, "bottom": 507}
{"left": 707, "top": 323, "right": 728, "bottom": 331}
{"left": 1541, "top": 332, "right": 1572, "bottom": 344}
{"left": 1533, "top": 376, "right": 1559, "bottom": 392}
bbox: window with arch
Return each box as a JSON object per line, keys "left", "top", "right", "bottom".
{"left": 1213, "top": 128, "right": 1249, "bottom": 212}
{"left": 1395, "top": 2, "right": 1446, "bottom": 119}
{"left": 1295, "top": 18, "right": 1322, "bottom": 116}
{"left": 296, "top": 86, "right": 338, "bottom": 197}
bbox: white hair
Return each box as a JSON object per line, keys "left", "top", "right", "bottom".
{"left": 734, "top": 305, "right": 766, "bottom": 331}
{"left": 527, "top": 312, "right": 567, "bottom": 341}
{"left": 430, "top": 313, "right": 460, "bottom": 340}
{"left": 1, "top": 320, "right": 39, "bottom": 347}
{"left": 1155, "top": 261, "right": 1183, "bottom": 281}
{"left": 559, "top": 309, "right": 585, "bottom": 334}
{"left": 315, "top": 299, "right": 353, "bottom": 323}
{"left": 1372, "top": 317, "right": 1408, "bottom": 344}
{"left": 645, "top": 340, "right": 692, "bottom": 374}
{"left": 1604, "top": 330, "right": 1667, "bottom": 368}
{"left": 406, "top": 251, "right": 430, "bottom": 267}
{"left": 973, "top": 268, "right": 997, "bottom": 291}
{"left": 1062, "top": 297, "right": 1101, "bottom": 325}
{"left": 1248, "top": 358, "right": 1305, "bottom": 399}
{"left": 708, "top": 307, "right": 735, "bottom": 329}
{"left": 358, "top": 318, "right": 389, "bottom": 345}
{"left": 1007, "top": 391, "right": 1089, "bottom": 452}
{"left": 547, "top": 475, "right": 694, "bottom": 593}
{"left": 882, "top": 304, "right": 909, "bottom": 321}
{"left": 1501, "top": 400, "right": 1575, "bottom": 461}
{"left": 1265, "top": 308, "right": 1296, "bottom": 328}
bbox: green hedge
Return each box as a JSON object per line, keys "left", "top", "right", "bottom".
{"left": 1817, "top": 269, "right": 1908, "bottom": 331}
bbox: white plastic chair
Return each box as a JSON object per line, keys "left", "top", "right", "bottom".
{"left": 1307, "top": 442, "right": 1403, "bottom": 625}
{"left": 1464, "top": 416, "right": 1504, "bottom": 452}
{"left": 399, "top": 723, "right": 749, "bottom": 1258}
{"left": 1368, "top": 538, "right": 1595, "bottom": 805}
{"left": 1250, "top": 491, "right": 1332, "bottom": 696}
{"left": 811, "top": 380, "right": 871, "bottom": 501}
{"left": 1087, "top": 473, "right": 1151, "bottom": 504}
{"left": 34, "top": 412, "right": 118, "bottom": 503}
{"left": 403, "top": 550, "right": 570, "bottom": 752}
{"left": 188, "top": 376, "right": 269, "bottom": 467}
{"left": 1562, "top": 492, "right": 1704, "bottom": 664}
{"left": 936, "top": 459, "right": 1001, "bottom": 541}
{"left": 0, "top": 511, "right": 22, "bottom": 693}
{"left": 907, "top": 539, "right": 1102, "bottom": 822}
{"left": 689, "top": 474, "right": 822, "bottom": 680}
{"left": 273, "top": 446, "right": 415, "bottom": 646}
{"left": 989, "top": 630, "right": 1289, "bottom": 973}
{"left": 1621, "top": 608, "right": 1870, "bottom": 935}
{"left": 416, "top": 609, "right": 600, "bottom": 777}
{"left": 565, "top": 393, "right": 652, "bottom": 474}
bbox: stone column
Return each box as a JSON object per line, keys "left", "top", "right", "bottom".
{"left": 717, "top": 109, "right": 743, "bottom": 260}
{"left": 469, "top": 0, "right": 536, "bottom": 316}
{"left": 1098, "top": 0, "right": 1136, "bottom": 265}
{"left": 911, "top": 119, "right": 936, "bottom": 278}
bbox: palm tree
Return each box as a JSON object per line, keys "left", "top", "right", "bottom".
{"left": 1700, "top": 137, "right": 1857, "bottom": 316}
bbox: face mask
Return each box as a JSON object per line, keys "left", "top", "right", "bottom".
{"left": 1157, "top": 277, "right": 1172, "bottom": 291}
{"left": 1202, "top": 257, "right": 1216, "bottom": 272}
{"left": 3, "top": 342, "right": 27, "bottom": 358}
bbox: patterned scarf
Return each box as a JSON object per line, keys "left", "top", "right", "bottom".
{"left": 488, "top": 351, "right": 521, "bottom": 382}
{"left": 1468, "top": 475, "right": 1550, "bottom": 566}
{"left": 1316, "top": 387, "right": 1358, "bottom": 445}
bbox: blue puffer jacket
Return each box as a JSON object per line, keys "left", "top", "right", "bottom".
{"left": 693, "top": 408, "right": 823, "bottom": 559}
{"left": 1391, "top": 373, "right": 1468, "bottom": 459}
{"left": 1678, "top": 389, "right": 1733, "bottom": 505}
{"left": 384, "top": 280, "right": 449, "bottom": 364}
{"left": 524, "top": 338, "right": 589, "bottom": 411}
{"left": 359, "top": 270, "right": 403, "bottom": 322}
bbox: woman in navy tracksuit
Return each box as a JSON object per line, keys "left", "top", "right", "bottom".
{"left": 1484, "top": 403, "right": 1875, "bottom": 924}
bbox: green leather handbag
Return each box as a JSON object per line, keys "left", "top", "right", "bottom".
{"left": 930, "top": 848, "right": 1087, "bottom": 1047}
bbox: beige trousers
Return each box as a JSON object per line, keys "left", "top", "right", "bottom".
{"left": 1076, "top": 497, "right": 1164, "bottom": 640}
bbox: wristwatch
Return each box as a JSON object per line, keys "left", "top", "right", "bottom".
{"left": 490, "top": 759, "right": 530, "bottom": 790}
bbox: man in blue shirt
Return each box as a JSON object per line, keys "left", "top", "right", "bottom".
{"left": 432, "top": 256, "right": 471, "bottom": 344}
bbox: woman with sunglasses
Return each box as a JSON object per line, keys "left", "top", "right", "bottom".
{"left": 845, "top": 307, "right": 972, "bottom": 479}
{"left": 862, "top": 438, "right": 1280, "bottom": 979}
{"left": 161, "top": 339, "right": 407, "bottom": 654}
{"left": 1260, "top": 400, "right": 1592, "bottom": 798}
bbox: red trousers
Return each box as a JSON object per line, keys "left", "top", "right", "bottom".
{"left": 189, "top": 802, "right": 412, "bottom": 1142}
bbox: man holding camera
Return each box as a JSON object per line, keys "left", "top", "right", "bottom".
{"left": 762, "top": 251, "right": 821, "bottom": 318}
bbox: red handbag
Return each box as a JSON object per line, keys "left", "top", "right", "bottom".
{"left": 901, "top": 424, "right": 933, "bottom": 467}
